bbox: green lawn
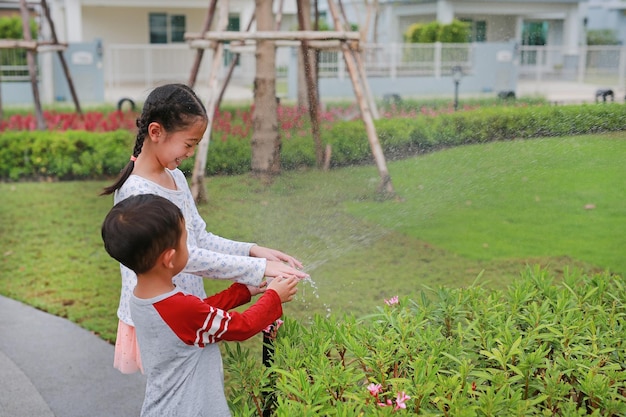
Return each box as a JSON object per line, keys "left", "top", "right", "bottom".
{"left": 0, "top": 132, "right": 624, "bottom": 343}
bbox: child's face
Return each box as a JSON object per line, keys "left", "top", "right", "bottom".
{"left": 172, "top": 220, "right": 189, "bottom": 276}
{"left": 157, "top": 118, "right": 208, "bottom": 171}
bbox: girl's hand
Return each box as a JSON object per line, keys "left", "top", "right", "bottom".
{"left": 264, "top": 260, "right": 309, "bottom": 280}
{"left": 250, "top": 245, "right": 304, "bottom": 270}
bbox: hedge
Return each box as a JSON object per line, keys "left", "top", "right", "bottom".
{"left": 1, "top": 103, "right": 625, "bottom": 181}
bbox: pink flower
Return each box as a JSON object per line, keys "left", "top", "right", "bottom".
{"left": 385, "top": 296, "right": 399, "bottom": 306}
{"left": 378, "top": 399, "right": 393, "bottom": 407}
{"left": 394, "top": 391, "right": 410, "bottom": 410}
{"left": 367, "top": 383, "right": 382, "bottom": 396}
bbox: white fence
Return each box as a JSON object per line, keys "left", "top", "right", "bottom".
{"left": 102, "top": 43, "right": 626, "bottom": 92}
{"left": 2, "top": 43, "right": 625, "bottom": 96}
{"left": 0, "top": 48, "right": 31, "bottom": 81}
{"left": 317, "top": 42, "right": 473, "bottom": 79}
{"left": 519, "top": 45, "right": 626, "bottom": 89}
{"left": 103, "top": 42, "right": 475, "bottom": 89}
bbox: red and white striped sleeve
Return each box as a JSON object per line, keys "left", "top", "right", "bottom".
{"left": 153, "top": 285, "right": 283, "bottom": 346}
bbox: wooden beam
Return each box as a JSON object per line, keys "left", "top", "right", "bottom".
{"left": 36, "top": 44, "right": 67, "bottom": 53}
{"left": 185, "top": 30, "right": 361, "bottom": 42}
{"left": 188, "top": 38, "right": 357, "bottom": 51}
{"left": 0, "top": 40, "right": 38, "bottom": 50}
{"left": 0, "top": 40, "right": 67, "bottom": 51}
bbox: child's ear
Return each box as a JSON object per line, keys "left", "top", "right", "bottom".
{"left": 148, "top": 122, "right": 163, "bottom": 142}
{"left": 159, "top": 248, "right": 177, "bottom": 269}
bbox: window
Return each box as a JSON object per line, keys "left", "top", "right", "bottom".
{"left": 149, "top": 13, "right": 186, "bottom": 44}
{"left": 460, "top": 19, "right": 487, "bottom": 43}
{"left": 224, "top": 15, "right": 240, "bottom": 66}
{"left": 170, "top": 15, "right": 186, "bottom": 43}
{"left": 474, "top": 21, "right": 486, "bottom": 42}
{"left": 522, "top": 21, "right": 548, "bottom": 46}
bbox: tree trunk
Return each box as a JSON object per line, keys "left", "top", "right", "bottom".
{"left": 252, "top": 0, "right": 280, "bottom": 180}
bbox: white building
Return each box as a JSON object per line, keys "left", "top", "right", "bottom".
{"left": 318, "top": 0, "right": 586, "bottom": 60}
{"left": 47, "top": 0, "right": 298, "bottom": 44}
{"left": 3, "top": 0, "right": 624, "bottom": 104}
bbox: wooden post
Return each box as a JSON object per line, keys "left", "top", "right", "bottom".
{"left": 297, "top": 0, "right": 324, "bottom": 167}
{"left": 275, "top": 0, "right": 285, "bottom": 30}
{"left": 19, "top": 0, "right": 45, "bottom": 130}
{"left": 190, "top": 0, "right": 229, "bottom": 203}
{"left": 41, "top": 0, "right": 82, "bottom": 115}
{"left": 326, "top": 0, "right": 394, "bottom": 196}
{"left": 184, "top": 3, "right": 390, "bottom": 194}
{"left": 337, "top": 0, "right": 379, "bottom": 120}
{"left": 188, "top": 0, "right": 218, "bottom": 88}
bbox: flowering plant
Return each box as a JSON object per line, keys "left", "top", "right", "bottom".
{"left": 223, "top": 268, "right": 626, "bottom": 416}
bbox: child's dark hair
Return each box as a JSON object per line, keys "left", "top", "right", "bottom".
{"left": 101, "top": 83, "right": 208, "bottom": 195}
{"left": 102, "top": 194, "right": 185, "bottom": 274}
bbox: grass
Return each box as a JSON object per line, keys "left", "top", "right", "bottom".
{"left": 0, "top": 132, "right": 624, "bottom": 344}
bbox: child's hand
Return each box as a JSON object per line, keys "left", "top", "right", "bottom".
{"left": 267, "top": 276, "right": 298, "bottom": 303}
{"left": 246, "top": 281, "right": 267, "bottom": 297}
{"left": 265, "top": 260, "right": 309, "bottom": 280}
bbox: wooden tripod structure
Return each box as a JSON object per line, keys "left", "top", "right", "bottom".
{"left": 185, "top": 0, "right": 394, "bottom": 201}
{"left": 0, "top": 0, "right": 81, "bottom": 129}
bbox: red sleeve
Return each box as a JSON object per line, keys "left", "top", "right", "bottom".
{"left": 153, "top": 289, "right": 283, "bottom": 347}
{"left": 203, "top": 283, "right": 252, "bottom": 310}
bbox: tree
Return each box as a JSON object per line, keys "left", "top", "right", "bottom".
{"left": 251, "top": 0, "right": 281, "bottom": 180}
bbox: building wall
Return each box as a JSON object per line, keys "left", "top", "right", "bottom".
{"left": 81, "top": 7, "right": 212, "bottom": 44}
{"left": 320, "top": 0, "right": 583, "bottom": 47}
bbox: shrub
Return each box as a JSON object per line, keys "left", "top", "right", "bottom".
{"left": 404, "top": 19, "right": 470, "bottom": 43}
{"left": 0, "top": 130, "right": 132, "bottom": 180}
{"left": 1, "top": 102, "right": 625, "bottom": 181}
{"left": 224, "top": 267, "right": 626, "bottom": 416}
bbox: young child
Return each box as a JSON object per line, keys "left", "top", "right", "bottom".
{"left": 101, "top": 83, "right": 308, "bottom": 373}
{"left": 101, "top": 194, "right": 298, "bottom": 417}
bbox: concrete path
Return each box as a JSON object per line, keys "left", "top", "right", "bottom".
{"left": 0, "top": 295, "right": 146, "bottom": 417}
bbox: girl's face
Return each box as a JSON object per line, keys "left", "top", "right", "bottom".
{"left": 152, "top": 117, "right": 208, "bottom": 170}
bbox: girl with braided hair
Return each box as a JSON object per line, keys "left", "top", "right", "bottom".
{"left": 101, "top": 83, "right": 307, "bottom": 374}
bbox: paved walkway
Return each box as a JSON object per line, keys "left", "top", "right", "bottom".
{"left": 103, "top": 80, "right": 625, "bottom": 107}
{"left": 517, "top": 79, "right": 625, "bottom": 104}
{"left": 0, "top": 295, "right": 146, "bottom": 417}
